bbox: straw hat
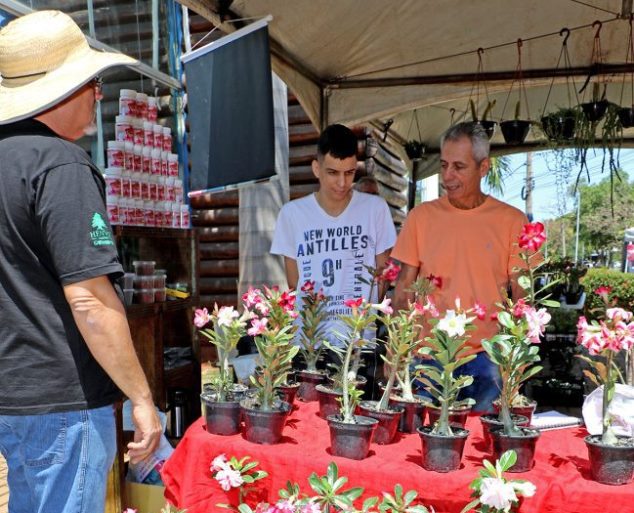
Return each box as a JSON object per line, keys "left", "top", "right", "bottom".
{"left": 0, "top": 10, "right": 138, "bottom": 124}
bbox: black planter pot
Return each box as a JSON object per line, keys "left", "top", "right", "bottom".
{"left": 618, "top": 107, "right": 634, "bottom": 128}
{"left": 540, "top": 115, "right": 576, "bottom": 141}
{"left": 389, "top": 397, "right": 427, "bottom": 433}
{"left": 585, "top": 435, "right": 634, "bottom": 485}
{"left": 417, "top": 425, "right": 469, "bottom": 473}
{"left": 201, "top": 393, "right": 242, "bottom": 436}
{"left": 297, "top": 370, "right": 326, "bottom": 402}
{"left": 564, "top": 286, "right": 584, "bottom": 306}
{"left": 316, "top": 384, "right": 343, "bottom": 419}
{"left": 276, "top": 382, "right": 300, "bottom": 407}
{"left": 476, "top": 120, "right": 497, "bottom": 139}
{"left": 580, "top": 100, "right": 609, "bottom": 122}
{"left": 427, "top": 405, "right": 471, "bottom": 429}
{"left": 493, "top": 400, "right": 537, "bottom": 425}
{"left": 327, "top": 414, "right": 378, "bottom": 460}
{"left": 500, "top": 120, "right": 531, "bottom": 145}
{"left": 240, "top": 400, "right": 291, "bottom": 445}
{"left": 491, "top": 426, "right": 541, "bottom": 472}
{"left": 358, "top": 401, "right": 403, "bottom": 445}
{"left": 480, "top": 414, "right": 529, "bottom": 452}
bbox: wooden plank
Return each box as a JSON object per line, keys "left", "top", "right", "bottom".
{"left": 200, "top": 277, "right": 238, "bottom": 295}
{"left": 289, "top": 123, "right": 320, "bottom": 146}
{"left": 289, "top": 145, "right": 317, "bottom": 166}
{"left": 199, "top": 242, "right": 239, "bottom": 259}
{"left": 378, "top": 183, "right": 408, "bottom": 209}
{"left": 289, "top": 165, "right": 317, "bottom": 184}
{"left": 389, "top": 206, "right": 407, "bottom": 225}
{"left": 200, "top": 259, "right": 239, "bottom": 277}
{"left": 196, "top": 226, "right": 239, "bottom": 242}
{"left": 366, "top": 137, "right": 409, "bottom": 176}
{"left": 200, "top": 294, "right": 238, "bottom": 309}
{"left": 288, "top": 104, "right": 311, "bottom": 125}
{"left": 290, "top": 183, "right": 319, "bottom": 200}
{"left": 366, "top": 158, "right": 410, "bottom": 191}
{"left": 192, "top": 208, "right": 239, "bottom": 226}
{"left": 190, "top": 190, "right": 239, "bottom": 209}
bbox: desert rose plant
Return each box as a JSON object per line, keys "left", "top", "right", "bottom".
{"left": 194, "top": 305, "right": 251, "bottom": 401}
{"left": 297, "top": 280, "right": 329, "bottom": 372}
{"left": 210, "top": 454, "right": 268, "bottom": 509}
{"left": 243, "top": 286, "right": 300, "bottom": 410}
{"left": 482, "top": 222, "right": 557, "bottom": 435}
{"left": 461, "top": 450, "right": 536, "bottom": 513}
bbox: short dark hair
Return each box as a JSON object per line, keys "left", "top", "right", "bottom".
{"left": 317, "top": 124, "right": 358, "bottom": 160}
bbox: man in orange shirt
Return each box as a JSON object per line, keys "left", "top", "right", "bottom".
{"left": 391, "top": 122, "right": 528, "bottom": 413}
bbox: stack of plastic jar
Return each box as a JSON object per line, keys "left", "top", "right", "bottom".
{"left": 130, "top": 261, "right": 169, "bottom": 304}
{"left": 104, "top": 88, "right": 190, "bottom": 229}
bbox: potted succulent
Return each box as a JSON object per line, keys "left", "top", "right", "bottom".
{"left": 326, "top": 298, "right": 382, "bottom": 460}
{"left": 577, "top": 298, "right": 634, "bottom": 485}
{"left": 483, "top": 222, "right": 557, "bottom": 472}
{"left": 416, "top": 299, "right": 478, "bottom": 473}
{"left": 470, "top": 99, "right": 497, "bottom": 139}
{"left": 404, "top": 140, "right": 426, "bottom": 161}
{"left": 560, "top": 259, "right": 588, "bottom": 305}
{"left": 580, "top": 82, "right": 610, "bottom": 123}
{"left": 195, "top": 305, "right": 251, "bottom": 435}
{"left": 241, "top": 286, "right": 300, "bottom": 444}
{"left": 296, "top": 280, "right": 329, "bottom": 402}
{"left": 500, "top": 101, "right": 531, "bottom": 145}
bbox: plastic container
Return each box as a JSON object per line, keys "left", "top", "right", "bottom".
{"left": 124, "top": 141, "right": 134, "bottom": 171}
{"left": 118, "top": 197, "right": 130, "bottom": 225}
{"left": 154, "top": 201, "right": 165, "bottom": 227}
{"left": 162, "top": 126, "right": 172, "bottom": 152}
{"left": 157, "top": 179, "right": 166, "bottom": 202}
{"left": 142, "top": 146, "right": 152, "bottom": 174}
{"left": 107, "top": 141, "right": 125, "bottom": 168}
{"left": 153, "top": 125, "right": 163, "bottom": 150}
{"left": 104, "top": 167, "right": 123, "bottom": 197}
{"left": 174, "top": 179, "right": 183, "bottom": 203}
{"left": 154, "top": 288, "right": 167, "bottom": 302}
{"left": 161, "top": 151, "right": 169, "bottom": 177}
{"left": 171, "top": 203, "right": 180, "bottom": 228}
{"left": 123, "top": 289, "right": 134, "bottom": 305}
{"left": 151, "top": 148, "right": 162, "bottom": 175}
{"left": 129, "top": 172, "right": 141, "bottom": 199}
{"left": 180, "top": 204, "right": 190, "bottom": 228}
{"left": 143, "top": 200, "right": 156, "bottom": 227}
{"left": 134, "top": 199, "right": 145, "bottom": 226}
{"left": 115, "top": 115, "right": 134, "bottom": 143}
{"left": 147, "top": 96, "right": 158, "bottom": 122}
{"left": 143, "top": 121, "right": 154, "bottom": 147}
{"left": 133, "top": 274, "right": 155, "bottom": 289}
{"left": 122, "top": 272, "right": 135, "bottom": 289}
{"left": 136, "top": 92, "right": 148, "bottom": 121}
{"left": 153, "top": 271, "right": 167, "bottom": 288}
{"left": 106, "top": 195, "right": 119, "bottom": 224}
{"left": 140, "top": 176, "right": 149, "bottom": 200}
{"left": 133, "top": 144, "right": 143, "bottom": 172}
{"left": 120, "top": 171, "right": 131, "bottom": 198}
{"left": 164, "top": 202, "right": 174, "bottom": 227}
{"left": 119, "top": 89, "right": 137, "bottom": 117}
{"left": 168, "top": 153, "right": 179, "bottom": 177}
{"left": 134, "top": 288, "right": 155, "bottom": 304}
{"left": 133, "top": 260, "right": 156, "bottom": 276}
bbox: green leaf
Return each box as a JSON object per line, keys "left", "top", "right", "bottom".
{"left": 499, "top": 450, "right": 517, "bottom": 471}
{"left": 518, "top": 275, "right": 531, "bottom": 290}
{"left": 460, "top": 498, "right": 481, "bottom": 513}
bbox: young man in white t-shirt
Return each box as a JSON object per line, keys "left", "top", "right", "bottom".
{"left": 271, "top": 124, "right": 397, "bottom": 395}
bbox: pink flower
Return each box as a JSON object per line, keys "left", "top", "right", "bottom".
{"left": 210, "top": 453, "right": 228, "bottom": 472}
{"left": 242, "top": 287, "right": 262, "bottom": 308}
{"left": 374, "top": 297, "right": 393, "bottom": 315}
{"left": 518, "top": 222, "right": 546, "bottom": 251}
{"left": 427, "top": 274, "right": 443, "bottom": 290}
{"left": 279, "top": 290, "right": 297, "bottom": 312}
{"left": 594, "top": 286, "right": 612, "bottom": 303}
{"left": 255, "top": 302, "right": 270, "bottom": 316}
{"left": 248, "top": 317, "right": 268, "bottom": 336}
{"left": 215, "top": 467, "right": 243, "bottom": 491}
{"left": 344, "top": 298, "right": 363, "bottom": 309}
{"left": 628, "top": 242, "right": 634, "bottom": 262}
{"left": 194, "top": 308, "right": 211, "bottom": 328}
{"left": 300, "top": 501, "right": 322, "bottom": 513}
{"left": 217, "top": 306, "right": 239, "bottom": 327}
{"left": 380, "top": 259, "right": 401, "bottom": 282}
{"left": 473, "top": 301, "right": 487, "bottom": 321}
{"left": 607, "top": 308, "right": 633, "bottom": 323}
{"left": 523, "top": 307, "right": 551, "bottom": 343}
{"left": 269, "top": 500, "right": 295, "bottom": 513}
{"left": 490, "top": 311, "right": 499, "bottom": 321}
{"left": 423, "top": 297, "right": 440, "bottom": 318}
{"left": 512, "top": 298, "right": 528, "bottom": 318}
{"left": 301, "top": 280, "right": 315, "bottom": 292}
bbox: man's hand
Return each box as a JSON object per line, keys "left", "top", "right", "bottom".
{"left": 392, "top": 262, "right": 419, "bottom": 311}
{"left": 128, "top": 400, "right": 162, "bottom": 464}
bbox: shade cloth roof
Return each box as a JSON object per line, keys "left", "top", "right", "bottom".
{"left": 181, "top": 0, "right": 634, "bottom": 166}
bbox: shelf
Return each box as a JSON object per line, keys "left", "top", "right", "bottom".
{"left": 125, "top": 297, "right": 193, "bottom": 318}
{"left": 114, "top": 226, "right": 194, "bottom": 239}
{"left": 164, "top": 362, "right": 195, "bottom": 389}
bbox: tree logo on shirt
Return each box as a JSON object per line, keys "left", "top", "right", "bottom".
{"left": 90, "top": 213, "right": 114, "bottom": 246}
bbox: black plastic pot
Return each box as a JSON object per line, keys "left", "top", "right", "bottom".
{"left": 389, "top": 397, "right": 427, "bottom": 433}
{"left": 358, "top": 401, "right": 403, "bottom": 445}
{"left": 491, "top": 426, "right": 541, "bottom": 472}
{"left": 493, "top": 400, "right": 537, "bottom": 425}
{"left": 585, "top": 435, "right": 634, "bottom": 485}
{"left": 618, "top": 106, "right": 634, "bottom": 128}
{"left": 297, "top": 370, "right": 326, "bottom": 402}
{"left": 540, "top": 115, "right": 576, "bottom": 141}
{"left": 480, "top": 414, "right": 529, "bottom": 452}
{"left": 500, "top": 120, "right": 531, "bottom": 145}
{"left": 580, "top": 100, "right": 609, "bottom": 122}
{"left": 276, "top": 382, "right": 300, "bottom": 407}
{"left": 240, "top": 400, "right": 291, "bottom": 445}
{"left": 476, "top": 120, "right": 497, "bottom": 139}
{"left": 427, "top": 405, "right": 471, "bottom": 429}
{"left": 327, "top": 414, "right": 378, "bottom": 460}
{"left": 417, "top": 425, "right": 469, "bottom": 473}
{"left": 316, "top": 384, "right": 343, "bottom": 419}
{"left": 201, "top": 393, "right": 242, "bottom": 436}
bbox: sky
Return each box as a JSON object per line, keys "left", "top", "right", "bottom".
{"left": 486, "top": 148, "right": 634, "bottom": 222}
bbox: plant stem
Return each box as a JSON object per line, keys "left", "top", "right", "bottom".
{"left": 342, "top": 336, "right": 355, "bottom": 423}
{"left": 437, "top": 371, "right": 452, "bottom": 436}
{"left": 377, "top": 361, "right": 397, "bottom": 411}
{"left": 601, "top": 351, "right": 616, "bottom": 444}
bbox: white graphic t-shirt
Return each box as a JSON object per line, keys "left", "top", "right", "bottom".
{"left": 271, "top": 191, "right": 397, "bottom": 345}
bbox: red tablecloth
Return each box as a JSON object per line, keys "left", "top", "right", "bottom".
{"left": 161, "top": 402, "right": 633, "bottom": 513}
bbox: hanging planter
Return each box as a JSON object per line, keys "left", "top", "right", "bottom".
{"left": 500, "top": 39, "right": 533, "bottom": 145}
{"left": 402, "top": 109, "right": 426, "bottom": 160}
{"left": 464, "top": 48, "right": 497, "bottom": 139}
{"left": 617, "top": 15, "right": 634, "bottom": 129}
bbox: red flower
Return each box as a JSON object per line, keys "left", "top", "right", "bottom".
{"left": 344, "top": 298, "right": 363, "bottom": 309}
{"left": 595, "top": 286, "right": 612, "bottom": 303}
{"left": 490, "top": 311, "right": 499, "bottom": 322}
{"left": 518, "top": 222, "right": 546, "bottom": 251}
{"left": 380, "top": 260, "right": 401, "bottom": 283}
{"left": 278, "top": 290, "right": 296, "bottom": 312}
{"left": 301, "top": 280, "right": 315, "bottom": 292}
{"left": 512, "top": 298, "right": 529, "bottom": 318}
{"left": 473, "top": 301, "right": 487, "bottom": 321}
{"left": 427, "top": 274, "right": 443, "bottom": 290}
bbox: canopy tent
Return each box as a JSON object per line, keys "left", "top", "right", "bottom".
{"left": 180, "top": 0, "right": 634, "bottom": 175}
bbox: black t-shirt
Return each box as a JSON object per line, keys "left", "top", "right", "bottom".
{"left": 0, "top": 120, "right": 123, "bottom": 414}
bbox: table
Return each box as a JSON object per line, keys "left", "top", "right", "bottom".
{"left": 161, "top": 402, "right": 633, "bottom": 513}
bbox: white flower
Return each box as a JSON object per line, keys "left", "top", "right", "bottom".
{"left": 479, "top": 477, "right": 518, "bottom": 512}
{"left": 512, "top": 480, "right": 537, "bottom": 498}
{"left": 215, "top": 467, "right": 244, "bottom": 491}
{"left": 437, "top": 310, "right": 469, "bottom": 337}
{"left": 217, "top": 306, "right": 239, "bottom": 327}
{"left": 210, "top": 453, "right": 229, "bottom": 472}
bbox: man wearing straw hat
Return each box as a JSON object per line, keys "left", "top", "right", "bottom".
{"left": 0, "top": 10, "right": 161, "bottom": 513}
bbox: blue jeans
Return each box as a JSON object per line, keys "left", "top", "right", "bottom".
{"left": 414, "top": 351, "right": 502, "bottom": 414}
{"left": 0, "top": 405, "right": 116, "bottom": 513}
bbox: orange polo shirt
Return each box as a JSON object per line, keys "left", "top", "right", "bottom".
{"left": 391, "top": 195, "right": 528, "bottom": 353}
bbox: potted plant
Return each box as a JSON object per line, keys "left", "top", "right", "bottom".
{"left": 560, "top": 259, "right": 588, "bottom": 305}
{"left": 470, "top": 99, "right": 497, "bottom": 139}
{"left": 404, "top": 139, "right": 426, "bottom": 161}
{"left": 326, "top": 298, "right": 381, "bottom": 460}
{"left": 195, "top": 305, "right": 251, "bottom": 435}
{"left": 296, "top": 280, "right": 329, "bottom": 402}
{"left": 241, "top": 286, "right": 300, "bottom": 444}
{"left": 483, "top": 222, "right": 557, "bottom": 472}
{"left": 577, "top": 300, "right": 634, "bottom": 485}
{"left": 415, "top": 299, "right": 478, "bottom": 473}
{"left": 500, "top": 101, "right": 531, "bottom": 145}
{"left": 540, "top": 106, "right": 578, "bottom": 142}
{"left": 580, "top": 82, "right": 610, "bottom": 123}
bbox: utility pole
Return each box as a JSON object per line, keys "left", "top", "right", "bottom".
{"left": 574, "top": 190, "right": 581, "bottom": 263}
{"left": 525, "top": 152, "right": 533, "bottom": 222}
{"left": 562, "top": 222, "right": 566, "bottom": 258}
{"left": 544, "top": 221, "right": 549, "bottom": 259}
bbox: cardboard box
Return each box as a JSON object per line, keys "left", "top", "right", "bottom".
{"left": 125, "top": 481, "right": 167, "bottom": 513}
